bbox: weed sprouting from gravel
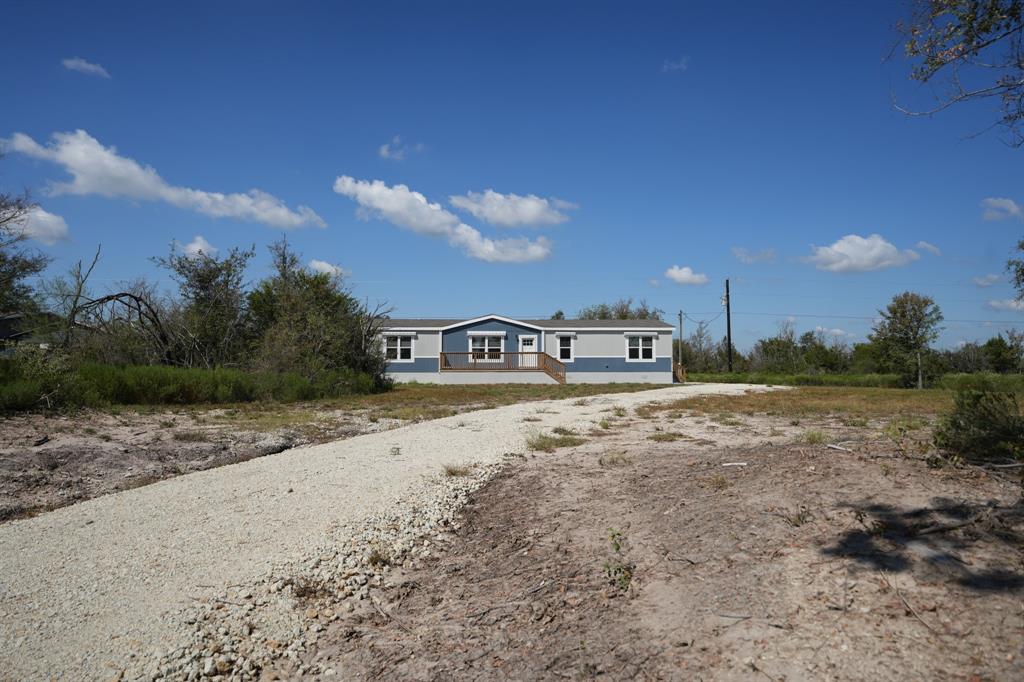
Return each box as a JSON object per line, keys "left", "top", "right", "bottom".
{"left": 603, "top": 528, "right": 634, "bottom": 592}
{"left": 573, "top": 398, "right": 590, "bottom": 406}
{"left": 551, "top": 426, "right": 577, "bottom": 436}
{"left": 648, "top": 432, "right": 683, "bottom": 442}
{"left": 782, "top": 505, "right": 814, "bottom": 527}
{"left": 443, "top": 463, "right": 472, "bottom": 477}
{"left": 522, "top": 416, "right": 542, "bottom": 422}
{"left": 608, "top": 528, "right": 623, "bottom": 553}
{"left": 612, "top": 406, "right": 627, "bottom": 418}
{"left": 598, "top": 419, "right": 612, "bottom": 430}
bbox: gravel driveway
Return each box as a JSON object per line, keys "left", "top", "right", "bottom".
{"left": 0, "top": 383, "right": 762, "bottom": 680}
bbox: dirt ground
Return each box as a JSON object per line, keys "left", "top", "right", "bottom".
{"left": 0, "top": 384, "right": 663, "bottom": 523}
{"left": 0, "top": 405, "right": 400, "bottom": 522}
{"left": 285, "top": 403, "right": 1024, "bottom": 680}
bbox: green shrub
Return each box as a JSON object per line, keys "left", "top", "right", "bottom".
{"left": 0, "top": 379, "right": 45, "bottom": 411}
{"left": 2, "top": 360, "right": 387, "bottom": 412}
{"left": 938, "top": 373, "right": 1024, "bottom": 393}
{"left": 933, "top": 390, "right": 1024, "bottom": 461}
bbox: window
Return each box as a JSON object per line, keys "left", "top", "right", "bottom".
{"left": 558, "top": 335, "right": 574, "bottom": 362}
{"left": 470, "top": 334, "right": 503, "bottom": 361}
{"left": 384, "top": 335, "right": 413, "bottom": 362}
{"left": 626, "top": 335, "right": 654, "bottom": 362}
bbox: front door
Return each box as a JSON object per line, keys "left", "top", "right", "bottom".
{"left": 518, "top": 335, "right": 538, "bottom": 368}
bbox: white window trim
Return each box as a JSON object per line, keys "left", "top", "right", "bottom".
{"left": 624, "top": 334, "right": 656, "bottom": 363}
{"left": 555, "top": 334, "right": 575, "bottom": 363}
{"left": 468, "top": 333, "right": 504, "bottom": 363}
{"left": 383, "top": 334, "right": 416, "bottom": 363}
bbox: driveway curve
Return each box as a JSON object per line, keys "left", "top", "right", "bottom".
{"left": 0, "top": 383, "right": 764, "bottom": 680}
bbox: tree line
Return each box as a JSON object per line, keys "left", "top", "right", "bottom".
{"left": 566, "top": 296, "right": 1023, "bottom": 388}
{"left": 1, "top": 185, "right": 390, "bottom": 407}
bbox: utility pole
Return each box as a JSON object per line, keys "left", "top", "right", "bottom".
{"left": 677, "top": 310, "right": 683, "bottom": 367}
{"left": 725, "top": 279, "right": 733, "bottom": 372}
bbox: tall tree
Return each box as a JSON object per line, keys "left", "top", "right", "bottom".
{"left": 870, "top": 292, "right": 944, "bottom": 388}
{"left": 248, "top": 237, "right": 389, "bottom": 385}
{"left": 0, "top": 186, "right": 50, "bottom": 314}
{"left": 153, "top": 243, "right": 254, "bottom": 368}
{"left": 1009, "top": 238, "right": 1024, "bottom": 298}
{"left": 898, "top": 0, "right": 1024, "bottom": 145}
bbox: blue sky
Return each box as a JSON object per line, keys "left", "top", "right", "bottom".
{"left": 2, "top": 0, "right": 1022, "bottom": 350}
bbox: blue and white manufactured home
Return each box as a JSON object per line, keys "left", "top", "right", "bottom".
{"left": 380, "top": 315, "right": 674, "bottom": 384}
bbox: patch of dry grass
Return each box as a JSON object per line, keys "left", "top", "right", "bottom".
{"left": 705, "top": 474, "right": 731, "bottom": 491}
{"left": 711, "top": 412, "right": 744, "bottom": 427}
{"left": 801, "top": 430, "right": 829, "bottom": 445}
{"left": 443, "top": 463, "right": 473, "bottom": 477}
{"left": 598, "top": 452, "right": 632, "bottom": 467}
{"left": 527, "top": 432, "right": 587, "bottom": 452}
{"left": 650, "top": 387, "right": 950, "bottom": 420}
{"left": 648, "top": 432, "right": 684, "bottom": 442}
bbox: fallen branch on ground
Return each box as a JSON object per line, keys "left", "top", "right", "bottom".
{"left": 880, "top": 572, "right": 937, "bottom": 633}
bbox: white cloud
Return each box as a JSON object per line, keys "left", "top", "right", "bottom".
{"left": 449, "top": 190, "right": 576, "bottom": 228}
{"left": 915, "top": 240, "right": 941, "bottom": 256}
{"left": 662, "top": 56, "right": 689, "bottom": 72}
{"left": 815, "top": 326, "right": 852, "bottom": 338}
{"left": 309, "top": 259, "right": 347, "bottom": 277}
{"left": 6, "top": 130, "right": 325, "bottom": 229}
{"left": 332, "top": 176, "right": 551, "bottom": 263}
{"left": 987, "top": 299, "right": 1024, "bottom": 312}
{"left": 981, "top": 197, "right": 1023, "bottom": 221}
{"left": 379, "top": 135, "right": 406, "bottom": 161}
{"left": 731, "top": 246, "right": 776, "bottom": 264}
{"left": 803, "top": 234, "right": 919, "bottom": 273}
{"left": 378, "top": 135, "right": 424, "bottom": 161}
{"left": 972, "top": 273, "right": 1002, "bottom": 287}
{"left": 62, "top": 57, "right": 110, "bottom": 79}
{"left": 182, "top": 235, "right": 217, "bottom": 258}
{"left": 664, "top": 265, "right": 708, "bottom": 285}
{"left": 18, "top": 207, "right": 70, "bottom": 245}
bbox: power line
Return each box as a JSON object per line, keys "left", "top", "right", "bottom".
{"left": 682, "top": 310, "right": 1024, "bottom": 325}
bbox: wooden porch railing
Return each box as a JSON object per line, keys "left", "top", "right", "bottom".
{"left": 439, "top": 351, "right": 566, "bottom": 384}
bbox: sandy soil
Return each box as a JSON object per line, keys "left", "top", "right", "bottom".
{"left": 292, "top": 404, "right": 1024, "bottom": 680}
{"left": 0, "top": 407, "right": 400, "bottom": 522}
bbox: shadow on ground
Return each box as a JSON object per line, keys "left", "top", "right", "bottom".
{"left": 822, "top": 496, "right": 1024, "bottom": 592}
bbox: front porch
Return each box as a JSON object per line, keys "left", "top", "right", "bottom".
{"left": 439, "top": 351, "right": 566, "bottom": 384}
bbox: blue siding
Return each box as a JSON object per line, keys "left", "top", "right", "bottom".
{"left": 386, "top": 357, "right": 440, "bottom": 373}
{"left": 441, "top": 319, "right": 542, "bottom": 354}
{"left": 565, "top": 357, "right": 671, "bottom": 373}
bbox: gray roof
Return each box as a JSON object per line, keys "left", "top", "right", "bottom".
{"left": 382, "top": 315, "right": 673, "bottom": 330}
